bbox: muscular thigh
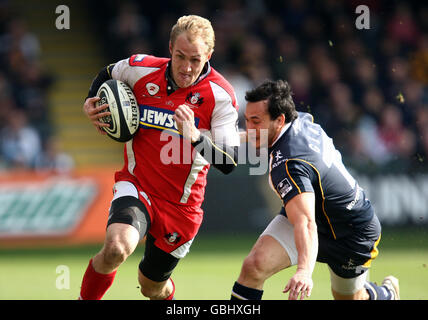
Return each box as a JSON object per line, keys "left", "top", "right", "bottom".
{"left": 242, "top": 214, "right": 296, "bottom": 278}
{"left": 249, "top": 234, "right": 292, "bottom": 275}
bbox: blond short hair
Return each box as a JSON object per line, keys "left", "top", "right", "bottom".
{"left": 170, "top": 15, "right": 215, "bottom": 54}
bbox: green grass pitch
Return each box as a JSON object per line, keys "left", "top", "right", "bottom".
{"left": 0, "top": 228, "right": 427, "bottom": 300}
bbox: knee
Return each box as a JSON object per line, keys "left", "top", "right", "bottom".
{"left": 241, "top": 252, "right": 269, "bottom": 282}
{"left": 102, "top": 241, "right": 133, "bottom": 267}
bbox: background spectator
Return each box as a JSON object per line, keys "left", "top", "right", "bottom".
{"left": 1, "top": 0, "right": 427, "bottom": 175}
{"left": 90, "top": 0, "right": 428, "bottom": 174}
{"left": 0, "top": 7, "right": 55, "bottom": 171}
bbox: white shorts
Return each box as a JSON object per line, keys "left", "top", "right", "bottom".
{"left": 260, "top": 214, "right": 369, "bottom": 295}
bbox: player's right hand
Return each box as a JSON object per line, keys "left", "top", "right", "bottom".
{"left": 283, "top": 270, "right": 313, "bottom": 300}
{"left": 83, "top": 96, "right": 111, "bottom": 135}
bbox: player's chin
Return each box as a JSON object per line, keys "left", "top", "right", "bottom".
{"left": 177, "top": 77, "right": 194, "bottom": 88}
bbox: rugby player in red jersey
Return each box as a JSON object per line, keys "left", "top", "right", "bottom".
{"left": 79, "top": 15, "right": 240, "bottom": 300}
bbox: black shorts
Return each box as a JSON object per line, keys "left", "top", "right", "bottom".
{"left": 139, "top": 233, "right": 180, "bottom": 282}
{"left": 317, "top": 214, "right": 382, "bottom": 278}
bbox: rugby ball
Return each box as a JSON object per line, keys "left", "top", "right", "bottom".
{"left": 96, "top": 79, "right": 140, "bottom": 142}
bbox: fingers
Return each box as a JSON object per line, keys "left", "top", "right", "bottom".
{"left": 89, "top": 109, "right": 110, "bottom": 121}
{"left": 94, "top": 125, "right": 107, "bottom": 135}
{"left": 174, "top": 104, "right": 194, "bottom": 121}
{"left": 86, "top": 103, "right": 110, "bottom": 117}
{"left": 87, "top": 96, "right": 100, "bottom": 103}
{"left": 84, "top": 96, "right": 109, "bottom": 113}
{"left": 283, "top": 278, "right": 313, "bottom": 300}
{"left": 83, "top": 97, "right": 111, "bottom": 134}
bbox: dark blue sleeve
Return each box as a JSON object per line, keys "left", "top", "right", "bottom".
{"left": 270, "top": 159, "right": 317, "bottom": 207}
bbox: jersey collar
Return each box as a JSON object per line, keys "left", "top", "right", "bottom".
{"left": 270, "top": 122, "right": 291, "bottom": 148}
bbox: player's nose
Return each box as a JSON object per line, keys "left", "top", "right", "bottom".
{"left": 181, "top": 61, "right": 191, "bottom": 72}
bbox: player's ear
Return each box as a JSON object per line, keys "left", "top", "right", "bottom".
{"left": 206, "top": 50, "right": 213, "bottom": 61}
{"left": 277, "top": 114, "right": 286, "bottom": 126}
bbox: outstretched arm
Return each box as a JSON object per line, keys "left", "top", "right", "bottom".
{"left": 283, "top": 192, "right": 318, "bottom": 300}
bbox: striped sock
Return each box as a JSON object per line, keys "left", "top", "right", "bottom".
{"left": 231, "top": 282, "right": 263, "bottom": 300}
{"left": 364, "top": 282, "right": 393, "bottom": 300}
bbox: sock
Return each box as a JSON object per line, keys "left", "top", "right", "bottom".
{"left": 364, "top": 282, "right": 393, "bottom": 300}
{"left": 79, "top": 259, "right": 117, "bottom": 300}
{"left": 164, "top": 278, "right": 175, "bottom": 300}
{"left": 231, "top": 281, "right": 263, "bottom": 300}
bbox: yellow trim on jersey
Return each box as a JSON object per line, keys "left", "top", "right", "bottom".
{"left": 231, "top": 291, "right": 246, "bottom": 300}
{"left": 106, "top": 63, "right": 115, "bottom": 78}
{"left": 363, "top": 235, "right": 381, "bottom": 268}
{"left": 287, "top": 158, "right": 337, "bottom": 240}
{"left": 204, "top": 135, "right": 237, "bottom": 166}
{"left": 285, "top": 160, "right": 302, "bottom": 194}
{"left": 140, "top": 121, "right": 180, "bottom": 135}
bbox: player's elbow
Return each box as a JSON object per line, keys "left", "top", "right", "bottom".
{"left": 215, "top": 163, "right": 236, "bottom": 175}
{"left": 213, "top": 147, "right": 238, "bottom": 174}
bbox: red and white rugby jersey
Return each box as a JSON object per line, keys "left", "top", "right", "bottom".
{"left": 111, "top": 54, "right": 239, "bottom": 207}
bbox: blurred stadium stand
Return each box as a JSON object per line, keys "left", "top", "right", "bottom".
{"left": 86, "top": 0, "right": 428, "bottom": 174}
{"left": 1, "top": 0, "right": 427, "bottom": 172}
{"left": 1, "top": 0, "right": 123, "bottom": 170}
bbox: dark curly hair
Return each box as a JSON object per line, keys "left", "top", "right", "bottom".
{"left": 245, "top": 80, "right": 298, "bottom": 123}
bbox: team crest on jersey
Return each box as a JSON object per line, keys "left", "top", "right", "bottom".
{"left": 164, "top": 232, "right": 181, "bottom": 245}
{"left": 146, "top": 83, "right": 160, "bottom": 96}
{"left": 276, "top": 178, "right": 292, "bottom": 198}
{"left": 185, "top": 91, "right": 204, "bottom": 107}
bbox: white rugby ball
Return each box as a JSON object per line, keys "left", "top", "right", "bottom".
{"left": 96, "top": 79, "right": 140, "bottom": 142}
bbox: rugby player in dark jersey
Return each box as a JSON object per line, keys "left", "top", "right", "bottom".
{"left": 231, "top": 80, "right": 399, "bottom": 300}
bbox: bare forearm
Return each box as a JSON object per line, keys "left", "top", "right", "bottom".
{"left": 294, "top": 220, "right": 318, "bottom": 275}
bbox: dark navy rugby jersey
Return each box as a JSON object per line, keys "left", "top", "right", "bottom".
{"left": 268, "top": 112, "right": 374, "bottom": 240}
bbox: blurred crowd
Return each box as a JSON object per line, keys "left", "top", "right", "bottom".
{"left": 93, "top": 0, "right": 428, "bottom": 173}
{"left": 0, "top": 3, "right": 74, "bottom": 173}
{"left": 1, "top": 0, "right": 427, "bottom": 175}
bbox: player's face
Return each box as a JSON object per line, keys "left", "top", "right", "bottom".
{"left": 169, "top": 32, "right": 212, "bottom": 88}
{"left": 245, "top": 100, "right": 282, "bottom": 149}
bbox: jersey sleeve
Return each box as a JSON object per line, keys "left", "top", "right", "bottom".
{"left": 208, "top": 81, "right": 240, "bottom": 147}
{"left": 271, "top": 159, "right": 317, "bottom": 206}
{"left": 111, "top": 54, "right": 162, "bottom": 89}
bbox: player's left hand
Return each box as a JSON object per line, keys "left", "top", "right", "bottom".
{"left": 283, "top": 270, "right": 313, "bottom": 300}
{"left": 174, "top": 104, "right": 201, "bottom": 143}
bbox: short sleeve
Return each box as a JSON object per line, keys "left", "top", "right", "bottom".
{"left": 111, "top": 54, "right": 161, "bottom": 89}
{"left": 270, "top": 159, "right": 316, "bottom": 206}
{"left": 209, "top": 81, "right": 240, "bottom": 147}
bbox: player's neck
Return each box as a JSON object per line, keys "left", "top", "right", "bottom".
{"left": 269, "top": 123, "right": 290, "bottom": 147}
